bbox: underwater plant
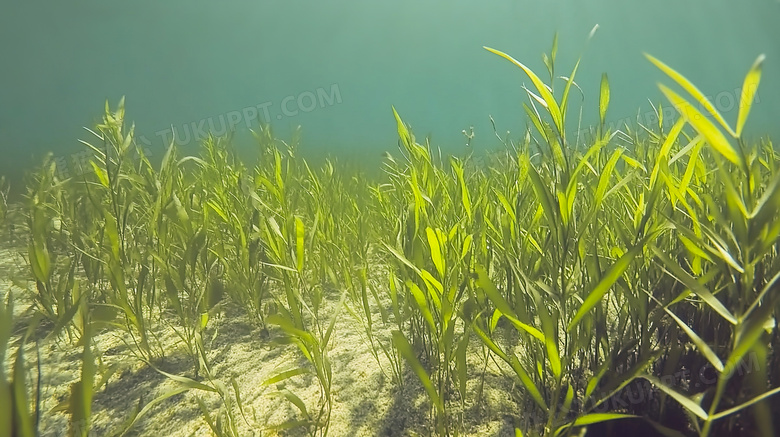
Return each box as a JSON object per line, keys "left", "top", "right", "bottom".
{"left": 0, "top": 176, "right": 8, "bottom": 228}
{"left": 2, "top": 30, "right": 780, "bottom": 437}
{"left": 638, "top": 51, "right": 780, "bottom": 437}
{"left": 0, "top": 292, "right": 38, "bottom": 437}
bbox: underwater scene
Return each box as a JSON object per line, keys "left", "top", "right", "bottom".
{"left": 2, "top": 1, "right": 780, "bottom": 436}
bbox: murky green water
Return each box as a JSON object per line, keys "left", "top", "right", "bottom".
{"left": 1, "top": 0, "right": 779, "bottom": 189}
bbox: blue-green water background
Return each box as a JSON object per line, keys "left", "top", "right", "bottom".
{"left": 1, "top": 0, "right": 779, "bottom": 190}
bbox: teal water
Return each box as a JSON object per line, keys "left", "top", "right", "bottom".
{"left": 1, "top": 0, "right": 779, "bottom": 190}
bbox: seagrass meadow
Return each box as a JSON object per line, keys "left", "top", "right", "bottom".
{"left": 3, "top": 35, "right": 780, "bottom": 437}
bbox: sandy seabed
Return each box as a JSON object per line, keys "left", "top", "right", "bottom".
{"left": 2, "top": 238, "right": 521, "bottom": 437}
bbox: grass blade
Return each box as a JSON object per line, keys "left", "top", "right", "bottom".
{"left": 295, "top": 216, "right": 304, "bottom": 272}
{"left": 426, "top": 227, "right": 445, "bottom": 278}
{"left": 736, "top": 54, "right": 765, "bottom": 138}
{"left": 485, "top": 46, "right": 563, "bottom": 135}
{"left": 392, "top": 331, "right": 443, "bottom": 414}
{"left": 650, "top": 245, "right": 737, "bottom": 325}
{"left": 568, "top": 245, "right": 641, "bottom": 331}
{"left": 645, "top": 53, "right": 735, "bottom": 137}
{"left": 555, "top": 414, "right": 639, "bottom": 436}
{"left": 663, "top": 306, "right": 724, "bottom": 372}
{"left": 657, "top": 84, "right": 741, "bottom": 166}
{"left": 641, "top": 375, "right": 708, "bottom": 420}
{"left": 262, "top": 368, "right": 310, "bottom": 387}
{"left": 599, "top": 73, "right": 610, "bottom": 127}
{"left": 711, "top": 385, "right": 780, "bottom": 421}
